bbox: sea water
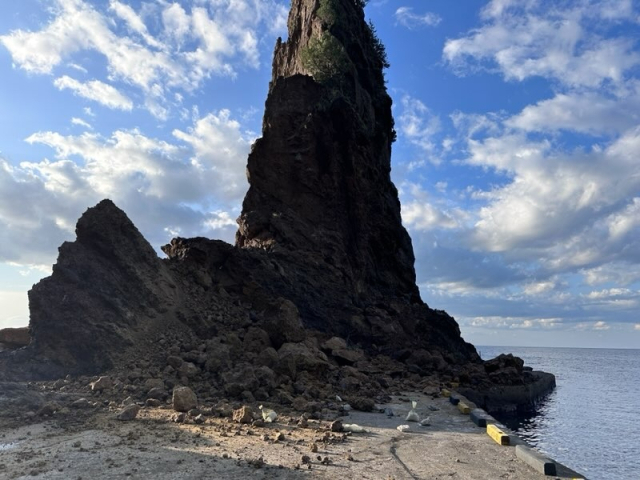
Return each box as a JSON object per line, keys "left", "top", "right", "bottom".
{"left": 479, "top": 346, "right": 640, "bottom": 480}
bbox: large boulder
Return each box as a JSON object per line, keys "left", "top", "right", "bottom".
{"left": 276, "top": 342, "right": 330, "bottom": 380}
{"left": 172, "top": 386, "right": 197, "bottom": 412}
{"left": 263, "top": 299, "right": 305, "bottom": 348}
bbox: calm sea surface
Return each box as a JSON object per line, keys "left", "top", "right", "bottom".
{"left": 479, "top": 346, "right": 640, "bottom": 480}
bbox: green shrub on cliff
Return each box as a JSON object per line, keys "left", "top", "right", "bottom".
{"left": 301, "top": 32, "right": 350, "bottom": 83}
{"left": 317, "top": 0, "right": 338, "bottom": 25}
{"left": 366, "top": 20, "right": 390, "bottom": 69}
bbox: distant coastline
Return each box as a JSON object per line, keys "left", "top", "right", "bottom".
{"left": 479, "top": 344, "right": 640, "bottom": 352}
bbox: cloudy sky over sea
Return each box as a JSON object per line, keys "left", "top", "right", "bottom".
{"left": 1, "top": 0, "right": 639, "bottom": 349}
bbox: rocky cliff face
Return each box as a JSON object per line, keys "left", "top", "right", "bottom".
{"left": 0, "top": 0, "right": 553, "bottom": 413}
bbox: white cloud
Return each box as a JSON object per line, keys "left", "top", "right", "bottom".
{"left": 173, "top": 109, "right": 252, "bottom": 201}
{"left": 395, "top": 7, "right": 441, "bottom": 29}
{"left": 185, "top": 7, "right": 235, "bottom": 80}
{"left": 0, "top": 0, "right": 95, "bottom": 74}
{"left": 402, "top": 201, "right": 460, "bottom": 231}
{"left": 109, "top": 0, "right": 162, "bottom": 49}
{"left": 480, "top": 0, "right": 523, "bottom": 19}
{"left": 593, "top": 321, "right": 611, "bottom": 330}
{"left": 400, "top": 183, "right": 464, "bottom": 232}
{"left": 607, "top": 197, "right": 640, "bottom": 240}
{"left": 463, "top": 316, "right": 562, "bottom": 330}
{"left": 0, "top": 159, "right": 81, "bottom": 266}
{"left": 634, "top": 324, "right": 640, "bottom": 331}
{"left": 507, "top": 90, "right": 640, "bottom": 136}
{"left": 68, "top": 62, "right": 87, "bottom": 73}
{"left": 482, "top": 0, "right": 634, "bottom": 21}
{"left": 54, "top": 76, "right": 133, "bottom": 110}
{"left": 581, "top": 264, "right": 640, "bottom": 287}
{"left": 398, "top": 95, "right": 441, "bottom": 161}
{"left": 162, "top": 3, "right": 191, "bottom": 44}
{"left": 205, "top": 211, "right": 236, "bottom": 230}
{"left": 523, "top": 280, "right": 557, "bottom": 296}
{"left": 0, "top": 0, "right": 288, "bottom": 118}
{"left": 585, "top": 288, "right": 632, "bottom": 300}
{"left": 71, "top": 117, "right": 93, "bottom": 129}
{"left": 443, "top": 1, "right": 640, "bottom": 87}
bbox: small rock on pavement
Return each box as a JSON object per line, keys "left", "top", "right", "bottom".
{"left": 172, "top": 386, "right": 197, "bottom": 412}
{"left": 330, "top": 420, "right": 343, "bottom": 432}
{"left": 117, "top": 404, "right": 140, "bottom": 421}
{"left": 349, "top": 397, "right": 375, "bottom": 412}
{"left": 145, "top": 398, "right": 162, "bottom": 408}
{"left": 233, "top": 406, "right": 254, "bottom": 424}
{"left": 90, "top": 376, "right": 112, "bottom": 392}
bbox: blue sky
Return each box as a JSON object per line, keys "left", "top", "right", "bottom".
{"left": 1, "top": 0, "right": 639, "bottom": 349}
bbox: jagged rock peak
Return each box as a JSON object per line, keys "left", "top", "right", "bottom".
{"left": 272, "top": 0, "right": 387, "bottom": 92}
{"left": 74, "top": 199, "right": 159, "bottom": 267}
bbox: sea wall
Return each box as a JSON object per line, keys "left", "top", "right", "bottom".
{"left": 458, "top": 371, "right": 556, "bottom": 414}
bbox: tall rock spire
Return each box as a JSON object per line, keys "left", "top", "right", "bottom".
{"left": 237, "top": 0, "right": 420, "bottom": 308}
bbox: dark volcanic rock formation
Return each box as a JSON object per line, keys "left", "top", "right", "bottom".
{"left": 24, "top": 200, "right": 178, "bottom": 376}
{"left": 0, "top": 0, "right": 554, "bottom": 413}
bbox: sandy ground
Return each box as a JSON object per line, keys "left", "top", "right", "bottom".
{"left": 0, "top": 393, "right": 581, "bottom": 480}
